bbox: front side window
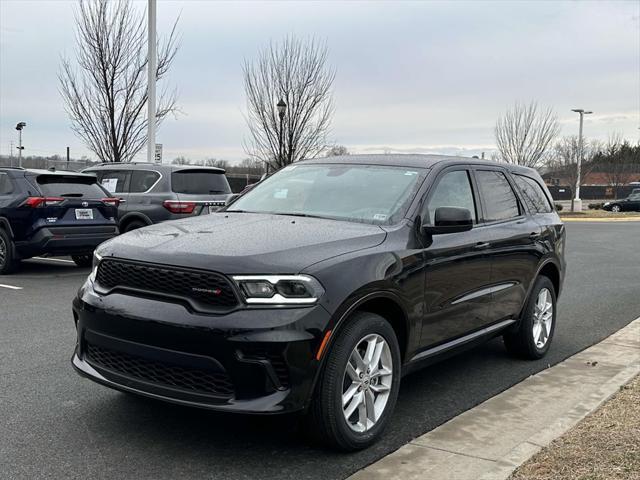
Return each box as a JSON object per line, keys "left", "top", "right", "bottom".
{"left": 514, "top": 174, "right": 552, "bottom": 213}
{"left": 426, "top": 170, "right": 477, "bottom": 224}
{"left": 228, "top": 163, "right": 428, "bottom": 225}
{"left": 476, "top": 170, "right": 520, "bottom": 222}
{"left": 130, "top": 170, "right": 160, "bottom": 193}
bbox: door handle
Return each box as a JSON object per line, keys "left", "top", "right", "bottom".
{"left": 474, "top": 242, "right": 490, "bottom": 250}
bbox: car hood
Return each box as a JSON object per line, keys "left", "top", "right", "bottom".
{"left": 99, "top": 213, "right": 387, "bottom": 274}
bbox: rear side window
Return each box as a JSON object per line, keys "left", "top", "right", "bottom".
{"left": 36, "top": 175, "right": 108, "bottom": 198}
{"left": 130, "top": 170, "right": 160, "bottom": 193}
{"left": 475, "top": 170, "right": 520, "bottom": 222}
{"left": 514, "top": 175, "right": 552, "bottom": 213}
{"left": 0, "top": 173, "right": 13, "bottom": 195}
{"left": 426, "top": 170, "right": 477, "bottom": 224}
{"left": 171, "top": 170, "right": 231, "bottom": 195}
{"left": 98, "top": 170, "right": 129, "bottom": 194}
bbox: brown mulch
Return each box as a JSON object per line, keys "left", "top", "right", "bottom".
{"left": 510, "top": 375, "right": 640, "bottom": 480}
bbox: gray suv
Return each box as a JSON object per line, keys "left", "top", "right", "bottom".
{"left": 83, "top": 163, "right": 233, "bottom": 232}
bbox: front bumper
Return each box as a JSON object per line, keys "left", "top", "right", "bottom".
{"left": 72, "top": 279, "right": 331, "bottom": 414}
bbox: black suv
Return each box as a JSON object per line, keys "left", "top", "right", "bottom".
{"left": 71, "top": 155, "right": 565, "bottom": 450}
{"left": 83, "top": 163, "right": 233, "bottom": 232}
{"left": 0, "top": 167, "right": 119, "bottom": 274}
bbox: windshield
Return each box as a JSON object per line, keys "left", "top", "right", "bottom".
{"left": 227, "top": 163, "right": 428, "bottom": 225}
{"left": 172, "top": 170, "right": 231, "bottom": 195}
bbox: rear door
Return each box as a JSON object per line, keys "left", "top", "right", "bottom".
{"left": 473, "top": 169, "right": 542, "bottom": 322}
{"left": 94, "top": 169, "right": 130, "bottom": 218}
{"left": 420, "top": 167, "right": 496, "bottom": 347}
{"left": 171, "top": 169, "right": 232, "bottom": 215}
{"left": 27, "top": 174, "right": 117, "bottom": 235}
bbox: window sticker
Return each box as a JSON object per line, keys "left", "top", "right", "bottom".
{"left": 101, "top": 178, "right": 118, "bottom": 193}
{"left": 273, "top": 188, "right": 288, "bottom": 199}
{"left": 373, "top": 213, "right": 388, "bottom": 221}
{"left": 404, "top": 171, "right": 418, "bottom": 176}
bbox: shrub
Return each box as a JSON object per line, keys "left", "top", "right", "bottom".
{"left": 588, "top": 203, "right": 604, "bottom": 210}
{"left": 554, "top": 203, "right": 563, "bottom": 211}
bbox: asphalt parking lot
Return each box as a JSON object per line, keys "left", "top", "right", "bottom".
{"left": 1, "top": 221, "right": 639, "bottom": 480}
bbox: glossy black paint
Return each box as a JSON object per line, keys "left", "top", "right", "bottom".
{"left": 72, "top": 155, "right": 565, "bottom": 414}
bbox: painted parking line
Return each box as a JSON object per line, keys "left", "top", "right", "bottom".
{"left": 31, "top": 257, "right": 75, "bottom": 263}
{"left": 0, "top": 284, "right": 23, "bottom": 290}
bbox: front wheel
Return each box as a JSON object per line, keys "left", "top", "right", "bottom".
{"left": 308, "top": 312, "right": 401, "bottom": 451}
{"left": 611, "top": 205, "right": 622, "bottom": 213}
{"left": 71, "top": 254, "right": 92, "bottom": 268}
{"left": 504, "top": 275, "right": 556, "bottom": 360}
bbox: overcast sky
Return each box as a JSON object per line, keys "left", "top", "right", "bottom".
{"left": 0, "top": 0, "right": 638, "bottom": 164}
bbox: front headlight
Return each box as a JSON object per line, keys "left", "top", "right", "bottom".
{"left": 88, "top": 250, "right": 102, "bottom": 282}
{"left": 232, "top": 275, "right": 324, "bottom": 305}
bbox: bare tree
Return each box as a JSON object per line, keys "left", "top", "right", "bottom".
{"left": 59, "top": 0, "right": 179, "bottom": 163}
{"left": 325, "top": 145, "right": 349, "bottom": 157}
{"left": 599, "top": 133, "right": 633, "bottom": 199}
{"left": 172, "top": 156, "right": 190, "bottom": 165}
{"left": 243, "top": 36, "right": 335, "bottom": 171}
{"left": 495, "top": 101, "right": 560, "bottom": 168}
{"left": 551, "top": 135, "right": 601, "bottom": 211}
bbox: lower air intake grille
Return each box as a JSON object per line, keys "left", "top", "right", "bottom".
{"left": 86, "top": 343, "right": 234, "bottom": 398}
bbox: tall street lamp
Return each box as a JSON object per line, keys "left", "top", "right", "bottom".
{"left": 15, "top": 122, "right": 26, "bottom": 168}
{"left": 571, "top": 109, "right": 592, "bottom": 212}
{"left": 277, "top": 99, "right": 287, "bottom": 166}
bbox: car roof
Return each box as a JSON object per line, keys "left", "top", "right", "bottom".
{"left": 23, "top": 168, "right": 98, "bottom": 178}
{"left": 299, "top": 154, "right": 540, "bottom": 176}
{"left": 83, "top": 163, "right": 226, "bottom": 174}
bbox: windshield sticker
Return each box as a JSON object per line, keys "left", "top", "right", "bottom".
{"left": 273, "top": 188, "right": 288, "bottom": 199}
{"left": 373, "top": 213, "right": 388, "bottom": 221}
{"left": 404, "top": 171, "right": 418, "bottom": 176}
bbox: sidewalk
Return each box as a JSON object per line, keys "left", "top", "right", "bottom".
{"left": 349, "top": 317, "right": 640, "bottom": 480}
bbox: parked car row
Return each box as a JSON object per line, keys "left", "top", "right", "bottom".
{"left": 0, "top": 163, "right": 235, "bottom": 274}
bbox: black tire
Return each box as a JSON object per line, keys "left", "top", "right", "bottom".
{"left": 0, "top": 228, "right": 19, "bottom": 275}
{"left": 504, "top": 275, "right": 557, "bottom": 360}
{"left": 611, "top": 205, "right": 622, "bottom": 213}
{"left": 123, "top": 220, "right": 146, "bottom": 233}
{"left": 71, "top": 254, "right": 92, "bottom": 268}
{"left": 308, "top": 311, "right": 401, "bottom": 451}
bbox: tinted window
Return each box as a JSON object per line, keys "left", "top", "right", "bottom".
{"left": 0, "top": 173, "right": 13, "bottom": 195}
{"left": 426, "top": 170, "right": 476, "bottom": 224}
{"left": 476, "top": 171, "right": 520, "bottom": 221}
{"left": 228, "top": 164, "right": 427, "bottom": 225}
{"left": 97, "top": 170, "right": 128, "bottom": 194}
{"left": 130, "top": 170, "right": 160, "bottom": 193}
{"left": 36, "top": 175, "right": 108, "bottom": 198}
{"left": 514, "top": 175, "right": 552, "bottom": 213}
{"left": 172, "top": 170, "right": 231, "bottom": 195}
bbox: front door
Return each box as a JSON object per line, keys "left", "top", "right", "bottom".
{"left": 420, "top": 168, "right": 495, "bottom": 347}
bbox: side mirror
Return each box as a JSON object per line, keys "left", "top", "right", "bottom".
{"left": 422, "top": 207, "right": 473, "bottom": 235}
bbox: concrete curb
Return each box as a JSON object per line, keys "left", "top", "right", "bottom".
{"left": 348, "top": 317, "right": 640, "bottom": 480}
{"left": 560, "top": 216, "right": 640, "bottom": 222}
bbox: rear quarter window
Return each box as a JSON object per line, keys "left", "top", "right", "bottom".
{"left": 0, "top": 173, "right": 13, "bottom": 195}
{"left": 514, "top": 174, "right": 552, "bottom": 214}
{"left": 171, "top": 170, "right": 231, "bottom": 195}
{"left": 36, "top": 175, "right": 108, "bottom": 198}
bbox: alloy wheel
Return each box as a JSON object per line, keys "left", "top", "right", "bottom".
{"left": 612, "top": 205, "right": 621, "bottom": 213}
{"left": 532, "top": 288, "right": 553, "bottom": 349}
{"left": 341, "top": 333, "right": 393, "bottom": 433}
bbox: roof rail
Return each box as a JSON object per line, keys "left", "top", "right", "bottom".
{"left": 0, "top": 166, "right": 25, "bottom": 170}
{"left": 94, "top": 161, "right": 155, "bottom": 166}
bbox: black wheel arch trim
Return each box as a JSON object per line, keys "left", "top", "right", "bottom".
{"left": 119, "top": 212, "right": 152, "bottom": 230}
{"left": 0, "top": 217, "right": 14, "bottom": 238}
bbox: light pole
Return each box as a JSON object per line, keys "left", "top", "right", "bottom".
{"left": 277, "top": 99, "right": 287, "bottom": 166}
{"left": 15, "top": 122, "right": 26, "bottom": 168}
{"left": 147, "top": 0, "right": 157, "bottom": 164}
{"left": 571, "top": 109, "right": 592, "bottom": 212}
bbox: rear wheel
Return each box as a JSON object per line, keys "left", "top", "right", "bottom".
{"left": 308, "top": 312, "right": 401, "bottom": 451}
{"left": 504, "top": 275, "right": 556, "bottom": 359}
{"left": 0, "top": 229, "right": 18, "bottom": 275}
{"left": 71, "top": 254, "right": 92, "bottom": 268}
{"left": 123, "top": 220, "right": 146, "bottom": 233}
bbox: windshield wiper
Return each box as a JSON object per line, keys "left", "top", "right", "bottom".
{"left": 270, "top": 212, "right": 329, "bottom": 220}
{"left": 60, "top": 193, "right": 83, "bottom": 197}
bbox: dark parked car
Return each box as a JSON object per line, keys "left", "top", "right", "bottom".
{"left": 83, "top": 163, "right": 234, "bottom": 232}
{"left": 0, "top": 167, "right": 119, "bottom": 274}
{"left": 72, "top": 155, "right": 565, "bottom": 450}
{"left": 603, "top": 193, "right": 640, "bottom": 212}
